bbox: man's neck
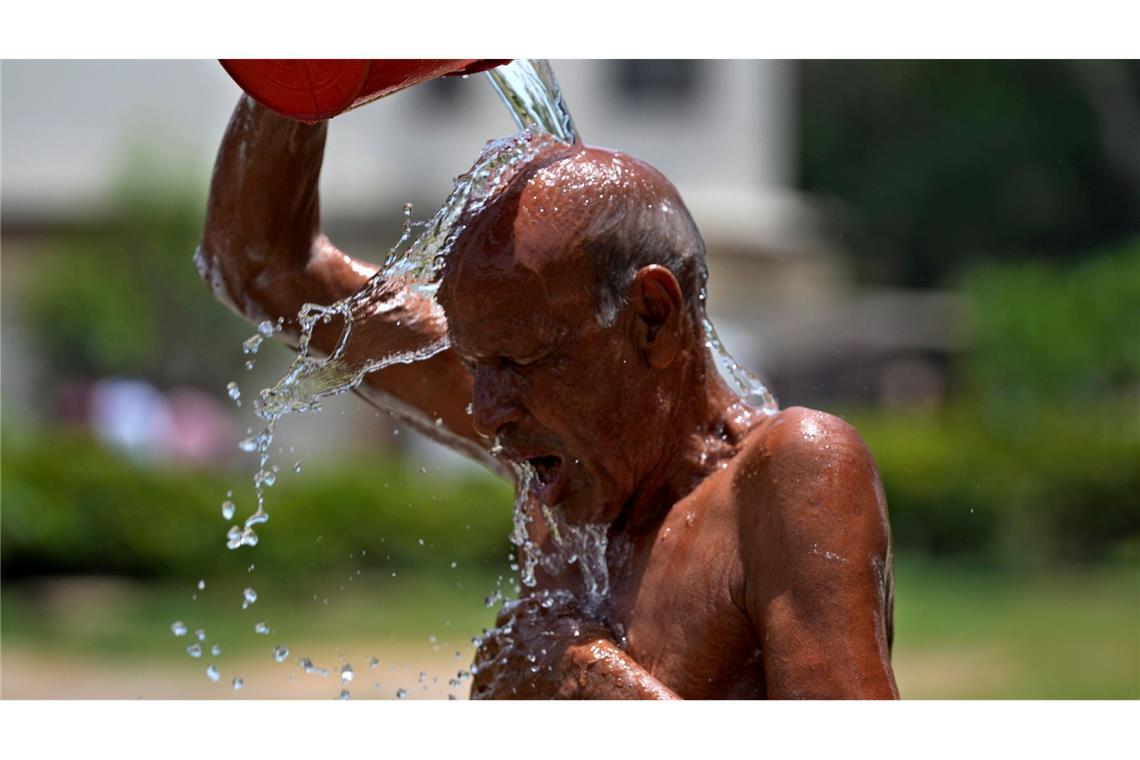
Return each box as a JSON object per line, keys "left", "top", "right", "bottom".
{"left": 621, "top": 348, "right": 758, "bottom": 533}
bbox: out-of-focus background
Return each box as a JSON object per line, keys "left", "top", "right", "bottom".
{"left": 2, "top": 60, "right": 1137, "bottom": 699}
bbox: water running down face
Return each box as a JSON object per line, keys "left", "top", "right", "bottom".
{"left": 439, "top": 145, "right": 703, "bottom": 525}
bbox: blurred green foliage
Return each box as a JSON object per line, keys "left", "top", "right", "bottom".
{"left": 1, "top": 423, "right": 515, "bottom": 580}
{"left": 849, "top": 240, "right": 1140, "bottom": 566}
{"left": 959, "top": 238, "right": 1140, "bottom": 411}
{"left": 800, "top": 61, "right": 1140, "bottom": 286}
{"left": 23, "top": 168, "right": 250, "bottom": 392}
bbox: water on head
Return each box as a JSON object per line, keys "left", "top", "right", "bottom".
{"left": 211, "top": 62, "right": 777, "bottom": 683}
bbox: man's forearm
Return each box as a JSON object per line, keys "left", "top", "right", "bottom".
{"left": 197, "top": 95, "right": 338, "bottom": 321}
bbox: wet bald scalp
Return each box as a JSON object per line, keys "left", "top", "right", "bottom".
{"left": 446, "top": 144, "right": 709, "bottom": 329}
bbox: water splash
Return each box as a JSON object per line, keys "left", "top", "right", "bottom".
{"left": 230, "top": 123, "right": 569, "bottom": 552}
{"left": 485, "top": 59, "right": 578, "bottom": 142}
{"left": 701, "top": 312, "right": 778, "bottom": 417}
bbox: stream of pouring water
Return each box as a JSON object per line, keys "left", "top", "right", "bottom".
{"left": 201, "top": 59, "right": 777, "bottom": 693}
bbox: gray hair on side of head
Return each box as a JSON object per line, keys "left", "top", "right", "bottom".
{"left": 580, "top": 193, "right": 710, "bottom": 329}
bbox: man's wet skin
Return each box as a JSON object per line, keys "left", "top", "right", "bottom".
{"left": 439, "top": 146, "right": 897, "bottom": 699}
{"left": 199, "top": 97, "right": 899, "bottom": 699}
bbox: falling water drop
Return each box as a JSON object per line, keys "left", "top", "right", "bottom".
{"left": 211, "top": 644, "right": 222, "bottom": 656}
{"left": 226, "top": 382, "right": 241, "bottom": 403}
{"left": 221, "top": 500, "right": 236, "bottom": 520}
{"left": 242, "top": 334, "right": 264, "bottom": 355}
{"left": 254, "top": 622, "right": 270, "bottom": 635}
{"left": 197, "top": 579, "right": 206, "bottom": 591}
{"left": 232, "top": 677, "right": 244, "bottom": 690}
{"left": 187, "top": 643, "right": 202, "bottom": 658}
{"left": 206, "top": 665, "right": 220, "bottom": 682}
{"left": 242, "top": 587, "right": 258, "bottom": 609}
{"left": 272, "top": 645, "right": 290, "bottom": 663}
{"left": 171, "top": 621, "right": 187, "bottom": 637}
{"left": 339, "top": 690, "right": 350, "bottom": 700}
{"left": 340, "top": 664, "right": 355, "bottom": 684}
{"left": 257, "top": 320, "right": 276, "bottom": 337}
{"left": 396, "top": 688, "right": 407, "bottom": 699}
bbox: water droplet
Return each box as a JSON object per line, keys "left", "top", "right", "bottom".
{"left": 221, "top": 500, "right": 236, "bottom": 520}
{"left": 418, "top": 538, "right": 425, "bottom": 546}
{"left": 206, "top": 665, "right": 220, "bottom": 682}
{"left": 450, "top": 561, "right": 458, "bottom": 569}
{"left": 396, "top": 688, "right": 407, "bottom": 699}
{"left": 187, "top": 643, "right": 202, "bottom": 658}
{"left": 244, "top": 511, "right": 269, "bottom": 529}
{"left": 339, "top": 689, "right": 350, "bottom": 700}
{"left": 242, "top": 334, "right": 264, "bottom": 355}
{"left": 242, "top": 587, "right": 258, "bottom": 609}
{"left": 226, "top": 525, "right": 243, "bottom": 549}
{"left": 238, "top": 435, "right": 258, "bottom": 453}
{"left": 293, "top": 461, "right": 302, "bottom": 473}
{"left": 254, "top": 622, "right": 270, "bottom": 635}
{"left": 171, "top": 621, "right": 187, "bottom": 637}
{"left": 211, "top": 644, "right": 222, "bottom": 656}
{"left": 257, "top": 320, "right": 275, "bottom": 337}
{"left": 370, "top": 657, "right": 380, "bottom": 669}
{"left": 226, "top": 382, "right": 241, "bottom": 402}
{"left": 241, "top": 529, "right": 259, "bottom": 547}
{"left": 248, "top": 564, "right": 255, "bottom": 573}
{"left": 465, "top": 402, "right": 473, "bottom": 416}
{"left": 300, "top": 658, "right": 329, "bottom": 676}
{"left": 195, "top": 629, "right": 207, "bottom": 641}
{"left": 197, "top": 579, "right": 206, "bottom": 591}
{"left": 232, "top": 677, "right": 244, "bottom": 690}
{"left": 244, "top": 359, "right": 255, "bottom": 371}
{"left": 272, "top": 645, "right": 290, "bottom": 663}
{"left": 340, "top": 664, "right": 354, "bottom": 683}
{"left": 434, "top": 417, "right": 443, "bottom": 427}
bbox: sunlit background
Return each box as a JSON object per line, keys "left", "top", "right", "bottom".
{"left": 2, "top": 60, "right": 1137, "bottom": 699}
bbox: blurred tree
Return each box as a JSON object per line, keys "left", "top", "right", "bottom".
{"left": 23, "top": 149, "right": 252, "bottom": 395}
{"left": 798, "top": 61, "right": 1140, "bottom": 286}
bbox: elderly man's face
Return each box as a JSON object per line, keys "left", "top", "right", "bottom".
{"left": 439, "top": 152, "right": 667, "bottom": 524}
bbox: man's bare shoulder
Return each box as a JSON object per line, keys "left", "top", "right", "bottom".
{"left": 732, "top": 406, "right": 890, "bottom": 561}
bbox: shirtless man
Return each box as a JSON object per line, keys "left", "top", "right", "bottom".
{"left": 198, "top": 94, "right": 899, "bottom": 700}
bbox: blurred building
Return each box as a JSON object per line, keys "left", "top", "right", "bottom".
{"left": 2, "top": 60, "right": 962, "bottom": 464}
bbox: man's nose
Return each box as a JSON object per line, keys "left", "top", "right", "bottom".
{"left": 471, "top": 368, "right": 525, "bottom": 438}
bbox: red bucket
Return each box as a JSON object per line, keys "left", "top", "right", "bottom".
{"left": 220, "top": 59, "right": 510, "bottom": 122}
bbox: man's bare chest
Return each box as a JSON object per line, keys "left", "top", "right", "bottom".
{"left": 601, "top": 500, "right": 766, "bottom": 698}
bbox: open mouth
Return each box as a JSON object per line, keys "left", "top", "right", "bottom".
{"left": 526, "top": 455, "right": 565, "bottom": 503}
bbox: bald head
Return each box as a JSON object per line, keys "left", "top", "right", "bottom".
{"left": 443, "top": 144, "right": 708, "bottom": 329}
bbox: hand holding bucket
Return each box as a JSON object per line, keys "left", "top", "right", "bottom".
{"left": 219, "top": 59, "right": 510, "bottom": 122}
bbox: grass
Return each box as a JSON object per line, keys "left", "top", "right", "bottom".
{"left": 2, "top": 557, "right": 1136, "bottom": 699}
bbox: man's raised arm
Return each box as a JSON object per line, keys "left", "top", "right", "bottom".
{"left": 197, "top": 95, "right": 483, "bottom": 455}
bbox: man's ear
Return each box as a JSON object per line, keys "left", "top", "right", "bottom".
{"left": 629, "top": 265, "right": 685, "bottom": 369}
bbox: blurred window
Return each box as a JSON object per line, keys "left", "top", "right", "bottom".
{"left": 610, "top": 60, "right": 702, "bottom": 105}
